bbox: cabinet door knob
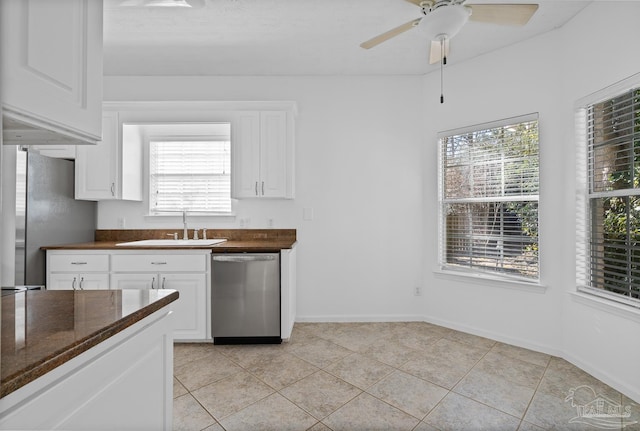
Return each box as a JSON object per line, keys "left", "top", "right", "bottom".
{"left": 72, "top": 277, "right": 77, "bottom": 290}
{"left": 161, "top": 277, "right": 166, "bottom": 289}
{"left": 79, "top": 277, "right": 84, "bottom": 290}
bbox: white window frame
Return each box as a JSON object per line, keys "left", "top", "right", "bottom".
{"left": 149, "top": 136, "right": 231, "bottom": 216}
{"left": 437, "top": 113, "right": 540, "bottom": 283}
{"left": 575, "top": 73, "right": 640, "bottom": 309}
{"left": 138, "top": 122, "right": 233, "bottom": 218}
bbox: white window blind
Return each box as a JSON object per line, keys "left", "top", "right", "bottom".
{"left": 439, "top": 114, "right": 539, "bottom": 281}
{"left": 576, "top": 83, "right": 640, "bottom": 307}
{"left": 149, "top": 139, "right": 231, "bottom": 214}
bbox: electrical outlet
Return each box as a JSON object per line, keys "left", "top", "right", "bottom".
{"left": 414, "top": 286, "right": 422, "bottom": 296}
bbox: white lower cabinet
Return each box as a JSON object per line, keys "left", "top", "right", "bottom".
{"left": 47, "top": 253, "right": 110, "bottom": 290}
{"left": 111, "top": 272, "right": 207, "bottom": 340}
{"left": 110, "top": 252, "right": 209, "bottom": 341}
{"left": 46, "top": 250, "right": 210, "bottom": 341}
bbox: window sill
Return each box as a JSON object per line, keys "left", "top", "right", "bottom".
{"left": 569, "top": 291, "right": 640, "bottom": 323}
{"left": 433, "top": 268, "right": 547, "bottom": 293}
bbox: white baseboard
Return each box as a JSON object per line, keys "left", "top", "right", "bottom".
{"left": 562, "top": 351, "right": 640, "bottom": 404}
{"left": 295, "top": 314, "right": 426, "bottom": 323}
{"left": 421, "top": 315, "right": 564, "bottom": 358}
{"left": 293, "top": 315, "right": 639, "bottom": 403}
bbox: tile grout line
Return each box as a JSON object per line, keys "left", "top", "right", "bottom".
{"left": 174, "top": 324, "right": 579, "bottom": 431}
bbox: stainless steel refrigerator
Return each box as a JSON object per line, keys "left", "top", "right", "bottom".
{"left": 14, "top": 149, "right": 96, "bottom": 286}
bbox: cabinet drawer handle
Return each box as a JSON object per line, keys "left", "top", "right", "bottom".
{"left": 151, "top": 277, "right": 155, "bottom": 289}
{"left": 71, "top": 262, "right": 88, "bottom": 265}
{"left": 72, "top": 277, "right": 77, "bottom": 290}
{"left": 151, "top": 262, "right": 167, "bottom": 265}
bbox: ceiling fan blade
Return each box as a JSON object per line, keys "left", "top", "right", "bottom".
{"left": 403, "top": 0, "right": 428, "bottom": 7}
{"left": 360, "top": 18, "right": 422, "bottom": 49}
{"left": 429, "top": 39, "right": 450, "bottom": 64}
{"left": 467, "top": 3, "right": 538, "bottom": 26}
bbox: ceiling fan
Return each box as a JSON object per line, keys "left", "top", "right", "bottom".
{"left": 361, "top": 0, "right": 539, "bottom": 65}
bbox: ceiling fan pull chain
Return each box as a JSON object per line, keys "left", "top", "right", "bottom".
{"left": 440, "top": 38, "right": 445, "bottom": 104}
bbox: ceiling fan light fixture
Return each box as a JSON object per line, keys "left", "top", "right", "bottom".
{"left": 419, "top": 4, "right": 471, "bottom": 41}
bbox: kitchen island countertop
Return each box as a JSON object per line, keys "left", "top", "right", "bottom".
{"left": 0, "top": 289, "right": 179, "bottom": 398}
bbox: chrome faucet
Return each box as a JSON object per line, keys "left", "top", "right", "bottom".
{"left": 182, "top": 211, "right": 188, "bottom": 240}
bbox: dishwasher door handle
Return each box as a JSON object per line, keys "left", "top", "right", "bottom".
{"left": 213, "top": 255, "right": 277, "bottom": 263}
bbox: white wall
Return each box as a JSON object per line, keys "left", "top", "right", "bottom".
{"left": 559, "top": 1, "right": 640, "bottom": 404}
{"left": 101, "top": 2, "right": 640, "bottom": 401}
{"left": 422, "top": 2, "right": 640, "bottom": 402}
{"left": 101, "top": 75, "right": 426, "bottom": 321}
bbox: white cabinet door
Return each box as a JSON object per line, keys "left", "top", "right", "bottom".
{"left": 48, "top": 273, "right": 109, "bottom": 290}
{"left": 163, "top": 273, "right": 207, "bottom": 340}
{"left": 110, "top": 272, "right": 207, "bottom": 340}
{"left": 232, "top": 111, "right": 294, "bottom": 199}
{"left": 0, "top": 0, "right": 103, "bottom": 144}
{"left": 76, "top": 111, "right": 119, "bottom": 200}
{"left": 75, "top": 111, "right": 144, "bottom": 201}
{"left": 260, "top": 111, "right": 289, "bottom": 198}
{"left": 232, "top": 111, "right": 261, "bottom": 198}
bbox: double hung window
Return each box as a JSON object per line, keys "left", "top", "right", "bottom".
{"left": 438, "top": 114, "right": 540, "bottom": 281}
{"left": 149, "top": 126, "right": 232, "bottom": 215}
{"left": 577, "top": 81, "right": 640, "bottom": 306}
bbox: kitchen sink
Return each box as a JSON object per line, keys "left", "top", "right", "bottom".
{"left": 115, "top": 239, "right": 227, "bottom": 247}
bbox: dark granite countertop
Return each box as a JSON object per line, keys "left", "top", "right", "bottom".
{"left": 1, "top": 289, "right": 179, "bottom": 398}
{"left": 41, "top": 229, "right": 296, "bottom": 252}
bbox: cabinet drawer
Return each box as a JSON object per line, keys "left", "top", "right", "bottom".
{"left": 111, "top": 254, "right": 206, "bottom": 273}
{"left": 49, "top": 254, "right": 109, "bottom": 272}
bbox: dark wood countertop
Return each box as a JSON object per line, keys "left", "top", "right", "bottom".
{"left": 42, "top": 240, "right": 295, "bottom": 252}
{"left": 41, "top": 229, "right": 297, "bottom": 252}
{"left": 1, "top": 289, "right": 179, "bottom": 398}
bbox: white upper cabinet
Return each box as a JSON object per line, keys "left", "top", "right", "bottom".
{"left": 0, "top": 0, "right": 103, "bottom": 145}
{"left": 75, "top": 111, "right": 143, "bottom": 201}
{"left": 232, "top": 110, "right": 295, "bottom": 199}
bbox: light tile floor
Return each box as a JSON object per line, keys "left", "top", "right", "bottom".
{"left": 173, "top": 322, "right": 640, "bottom": 431}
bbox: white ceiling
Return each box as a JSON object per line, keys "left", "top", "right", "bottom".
{"left": 103, "top": 0, "right": 591, "bottom": 76}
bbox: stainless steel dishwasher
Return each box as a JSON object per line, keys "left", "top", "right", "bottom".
{"left": 211, "top": 253, "right": 281, "bottom": 344}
